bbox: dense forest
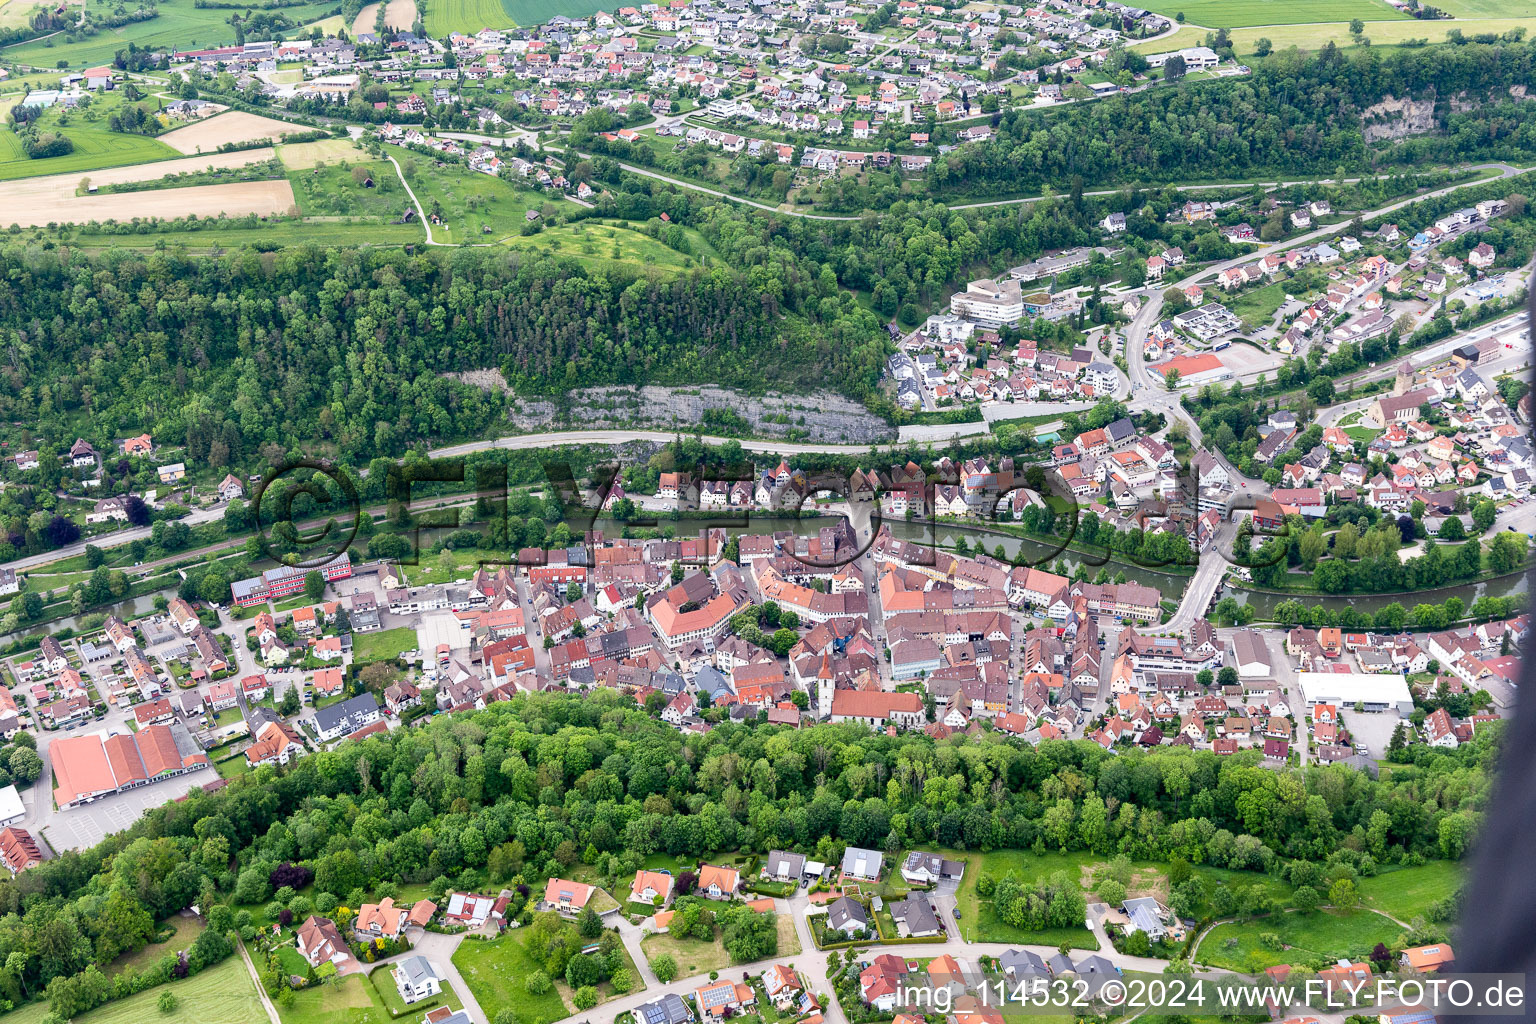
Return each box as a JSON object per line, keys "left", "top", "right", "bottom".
{"left": 0, "top": 693, "right": 1492, "bottom": 1014}
{"left": 929, "top": 41, "right": 1536, "bottom": 197}
{"left": 0, "top": 244, "right": 887, "bottom": 463}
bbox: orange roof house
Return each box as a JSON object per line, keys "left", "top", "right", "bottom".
{"left": 698, "top": 864, "right": 740, "bottom": 898}
{"left": 355, "top": 896, "right": 408, "bottom": 938}
{"left": 408, "top": 899, "right": 437, "bottom": 927}
{"left": 630, "top": 870, "right": 675, "bottom": 904}
{"left": 543, "top": 878, "right": 595, "bottom": 912}
{"left": 1400, "top": 944, "right": 1454, "bottom": 972}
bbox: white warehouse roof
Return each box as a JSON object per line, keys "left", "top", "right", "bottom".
{"left": 1297, "top": 672, "right": 1412, "bottom": 712}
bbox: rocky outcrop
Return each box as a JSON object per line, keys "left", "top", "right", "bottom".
{"left": 446, "top": 372, "right": 896, "bottom": 443}
{"left": 1361, "top": 94, "right": 1438, "bottom": 143}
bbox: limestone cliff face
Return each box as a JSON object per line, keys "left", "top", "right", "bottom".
{"left": 1361, "top": 94, "right": 1438, "bottom": 144}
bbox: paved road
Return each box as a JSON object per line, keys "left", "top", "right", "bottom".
{"left": 429, "top": 429, "right": 907, "bottom": 460}
{"left": 3, "top": 503, "right": 228, "bottom": 573}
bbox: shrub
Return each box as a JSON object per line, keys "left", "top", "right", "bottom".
{"left": 526, "top": 970, "right": 551, "bottom": 995}
{"left": 158, "top": 991, "right": 178, "bottom": 1014}
{"left": 573, "top": 986, "right": 598, "bottom": 1010}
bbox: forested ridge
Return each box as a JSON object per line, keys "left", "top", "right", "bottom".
{"left": 930, "top": 41, "right": 1536, "bottom": 197}
{"left": 0, "top": 692, "right": 1491, "bottom": 1013}
{"left": 0, "top": 244, "right": 888, "bottom": 461}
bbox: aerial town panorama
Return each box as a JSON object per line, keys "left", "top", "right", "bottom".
{"left": 0, "top": 0, "right": 1529, "bottom": 1022}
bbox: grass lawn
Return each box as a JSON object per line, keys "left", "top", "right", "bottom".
{"left": 1227, "top": 281, "right": 1289, "bottom": 328}
{"left": 1344, "top": 425, "right": 1383, "bottom": 443}
{"left": 278, "top": 972, "right": 391, "bottom": 1024}
{"left": 640, "top": 929, "right": 732, "bottom": 980}
{"left": 215, "top": 754, "right": 252, "bottom": 779}
{"left": 275, "top": 945, "right": 310, "bottom": 978}
{"left": 368, "top": 963, "right": 465, "bottom": 1017}
{"left": 1356, "top": 862, "right": 1459, "bottom": 922}
{"left": 775, "top": 913, "right": 801, "bottom": 957}
{"left": 353, "top": 626, "right": 417, "bottom": 664}
{"left": 108, "top": 914, "right": 205, "bottom": 977}
{"left": 1197, "top": 909, "right": 1399, "bottom": 970}
{"left": 1135, "top": 0, "right": 1407, "bottom": 28}
{"left": 452, "top": 932, "right": 571, "bottom": 1024}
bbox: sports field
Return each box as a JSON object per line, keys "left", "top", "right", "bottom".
{"left": 1138, "top": 0, "right": 1407, "bottom": 28}
{"left": 0, "top": 125, "right": 177, "bottom": 182}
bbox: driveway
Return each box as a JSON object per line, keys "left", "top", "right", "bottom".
{"left": 406, "top": 931, "right": 490, "bottom": 1024}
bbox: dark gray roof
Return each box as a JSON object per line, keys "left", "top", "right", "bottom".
{"left": 890, "top": 893, "right": 941, "bottom": 935}
{"left": 637, "top": 993, "right": 692, "bottom": 1024}
{"left": 827, "top": 895, "right": 869, "bottom": 932}
{"left": 313, "top": 692, "right": 381, "bottom": 736}
{"left": 1000, "top": 948, "right": 1049, "bottom": 978}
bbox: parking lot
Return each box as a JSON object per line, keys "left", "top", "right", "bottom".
{"left": 1344, "top": 708, "right": 1404, "bottom": 760}
{"left": 42, "top": 771, "right": 210, "bottom": 852}
{"left": 416, "top": 610, "right": 468, "bottom": 655}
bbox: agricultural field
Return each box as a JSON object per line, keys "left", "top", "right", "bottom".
{"left": 0, "top": 153, "right": 294, "bottom": 226}
{"left": 1137, "top": 0, "right": 1407, "bottom": 28}
{"left": 501, "top": 0, "right": 609, "bottom": 23}
{"left": 159, "top": 112, "right": 315, "bottom": 155}
{"left": 0, "top": 0, "right": 37, "bottom": 29}
{"left": 1228, "top": 17, "right": 1536, "bottom": 51}
{"left": 423, "top": 0, "right": 518, "bottom": 36}
{"left": 64, "top": 219, "right": 424, "bottom": 248}
{"left": 1432, "top": 0, "right": 1536, "bottom": 14}
{"left": 4, "top": 0, "right": 336, "bottom": 68}
{"left": 277, "top": 138, "right": 370, "bottom": 169}
{"left": 0, "top": 123, "right": 176, "bottom": 183}
{"left": 352, "top": 0, "right": 418, "bottom": 36}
